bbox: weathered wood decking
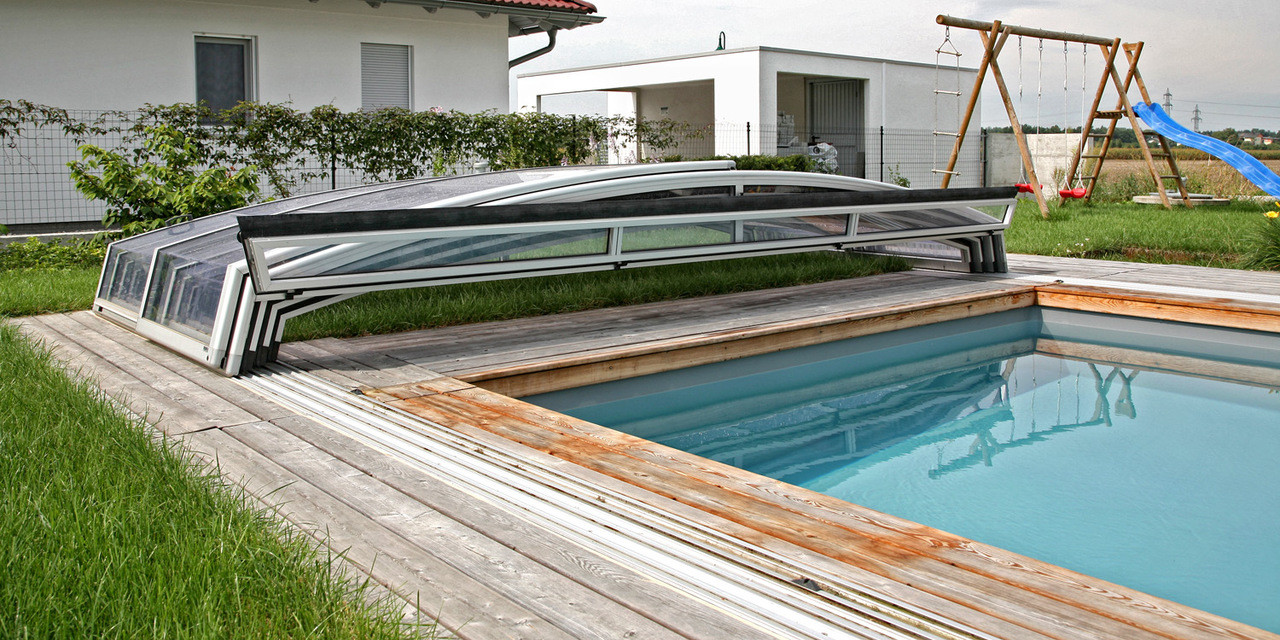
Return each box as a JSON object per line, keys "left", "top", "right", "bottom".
{"left": 13, "top": 255, "right": 1280, "bottom": 639}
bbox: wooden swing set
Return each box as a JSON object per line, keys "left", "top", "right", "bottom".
{"left": 934, "top": 15, "right": 1192, "bottom": 218}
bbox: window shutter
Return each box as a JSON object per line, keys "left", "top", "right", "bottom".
{"left": 361, "top": 43, "right": 411, "bottom": 110}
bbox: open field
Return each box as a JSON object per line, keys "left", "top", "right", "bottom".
{"left": 1095, "top": 158, "right": 1280, "bottom": 200}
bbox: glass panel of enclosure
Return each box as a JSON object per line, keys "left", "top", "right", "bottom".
{"left": 601, "top": 186, "right": 735, "bottom": 201}
{"left": 315, "top": 172, "right": 532, "bottom": 211}
{"left": 858, "top": 207, "right": 998, "bottom": 234}
{"left": 619, "top": 222, "right": 734, "bottom": 252}
{"left": 742, "top": 214, "right": 848, "bottom": 242}
{"left": 96, "top": 181, "right": 432, "bottom": 316}
{"left": 142, "top": 227, "right": 243, "bottom": 340}
{"left": 742, "top": 185, "right": 846, "bottom": 194}
{"left": 264, "top": 229, "right": 613, "bottom": 279}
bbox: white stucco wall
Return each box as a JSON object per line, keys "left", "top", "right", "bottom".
{"left": 518, "top": 48, "right": 766, "bottom": 155}
{"left": 1, "top": 0, "right": 511, "bottom": 112}
{"left": 518, "top": 47, "right": 984, "bottom": 182}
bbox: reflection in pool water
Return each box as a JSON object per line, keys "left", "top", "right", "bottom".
{"left": 526, "top": 309, "right": 1280, "bottom": 633}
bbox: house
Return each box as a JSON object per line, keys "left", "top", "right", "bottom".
{"left": 0, "top": 0, "right": 601, "bottom": 231}
{"left": 2, "top": 0, "right": 601, "bottom": 113}
{"left": 517, "top": 46, "right": 983, "bottom": 185}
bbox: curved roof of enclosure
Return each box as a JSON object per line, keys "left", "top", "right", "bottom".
{"left": 94, "top": 162, "right": 1015, "bottom": 375}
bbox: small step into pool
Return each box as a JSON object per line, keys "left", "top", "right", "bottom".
{"left": 525, "top": 308, "right": 1280, "bottom": 633}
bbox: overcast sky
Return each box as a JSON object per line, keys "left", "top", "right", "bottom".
{"left": 510, "top": 0, "right": 1280, "bottom": 132}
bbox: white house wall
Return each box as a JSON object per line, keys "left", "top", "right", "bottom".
{"left": 518, "top": 48, "right": 766, "bottom": 155}
{"left": 518, "top": 47, "right": 984, "bottom": 185}
{"left": 1, "top": 0, "right": 511, "bottom": 112}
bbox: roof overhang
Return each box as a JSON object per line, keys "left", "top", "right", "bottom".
{"left": 368, "top": 0, "right": 604, "bottom": 36}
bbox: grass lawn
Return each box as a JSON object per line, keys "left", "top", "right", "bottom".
{"left": 0, "top": 324, "right": 429, "bottom": 638}
{"left": 1004, "top": 198, "right": 1273, "bottom": 268}
{"left": 1, "top": 267, "right": 101, "bottom": 316}
{"left": 283, "top": 251, "right": 911, "bottom": 341}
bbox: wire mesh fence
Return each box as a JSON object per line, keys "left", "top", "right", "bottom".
{"left": 640, "top": 124, "right": 986, "bottom": 189}
{"left": 2, "top": 111, "right": 989, "bottom": 231}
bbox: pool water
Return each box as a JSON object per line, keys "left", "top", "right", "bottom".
{"left": 526, "top": 308, "right": 1280, "bottom": 633}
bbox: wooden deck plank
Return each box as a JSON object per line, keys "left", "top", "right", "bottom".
{"left": 266, "top": 413, "right": 774, "bottom": 640}
{"left": 314, "top": 272, "right": 947, "bottom": 362}
{"left": 59, "top": 311, "right": 297, "bottom": 422}
{"left": 340, "top": 387, "right": 1059, "bottom": 640}
{"left": 290, "top": 273, "right": 1031, "bottom": 387}
{"left": 15, "top": 315, "right": 229, "bottom": 434}
{"left": 276, "top": 339, "right": 427, "bottom": 391}
{"left": 226, "top": 417, "right": 687, "bottom": 640}
{"left": 39, "top": 312, "right": 260, "bottom": 429}
{"left": 386, "top": 390, "right": 1103, "bottom": 640}
{"left": 1007, "top": 255, "right": 1280, "bottom": 296}
{"left": 387, "top": 385, "right": 1261, "bottom": 640}
{"left": 444, "top": 280, "right": 1028, "bottom": 374}
{"left": 276, "top": 342, "right": 375, "bottom": 390}
{"left": 181, "top": 425, "right": 576, "bottom": 640}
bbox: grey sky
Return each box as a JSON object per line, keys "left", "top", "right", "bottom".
{"left": 511, "top": 0, "right": 1279, "bottom": 131}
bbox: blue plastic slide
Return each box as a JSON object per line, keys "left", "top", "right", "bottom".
{"left": 1132, "top": 102, "right": 1280, "bottom": 198}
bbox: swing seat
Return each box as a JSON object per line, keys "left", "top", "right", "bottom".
{"left": 1059, "top": 187, "right": 1087, "bottom": 199}
{"left": 1015, "top": 183, "right": 1037, "bottom": 193}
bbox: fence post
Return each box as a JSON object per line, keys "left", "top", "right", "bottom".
{"left": 980, "top": 129, "right": 988, "bottom": 187}
{"left": 746, "top": 122, "right": 751, "bottom": 156}
{"left": 879, "top": 126, "right": 885, "bottom": 183}
{"left": 329, "top": 134, "right": 337, "bottom": 190}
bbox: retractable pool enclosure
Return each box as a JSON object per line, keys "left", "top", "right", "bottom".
{"left": 93, "top": 161, "right": 1017, "bottom": 375}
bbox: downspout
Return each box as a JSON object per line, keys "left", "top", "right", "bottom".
{"left": 509, "top": 27, "right": 558, "bottom": 68}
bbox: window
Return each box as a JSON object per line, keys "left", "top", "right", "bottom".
{"left": 195, "top": 36, "right": 253, "bottom": 112}
{"left": 361, "top": 43, "right": 411, "bottom": 110}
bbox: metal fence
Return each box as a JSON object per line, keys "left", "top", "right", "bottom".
{"left": 639, "top": 125, "right": 986, "bottom": 189}
{"left": 2, "top": 111, "right": 988, "bottom": 232}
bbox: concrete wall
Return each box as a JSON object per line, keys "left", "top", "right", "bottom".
{"left": 1027, "top": 133, "right": 1089, "bottom": 193}
{"left": 1, "top": 0, "right": 511, "bottom": 112}
{"left": 984, "top": 133, "right": 1023, "bottom": 187}
{"left": 636, "top": 81, "right": 715, "bottom": 130}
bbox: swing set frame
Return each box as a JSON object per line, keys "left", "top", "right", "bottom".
{"left": 934, "top": 15, "right": 1192, "bottom": 218}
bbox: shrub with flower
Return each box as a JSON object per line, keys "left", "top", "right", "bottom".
{"left": 1246, "top": 203, "right": 1280, "bottom": 270}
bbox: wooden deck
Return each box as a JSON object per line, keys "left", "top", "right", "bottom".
{"left": 13, "top": 254, "right": 1280, "bottom": 639}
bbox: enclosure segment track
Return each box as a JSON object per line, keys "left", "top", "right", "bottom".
{"left": 239, "top": 363, "right": 997, "bottom": 640}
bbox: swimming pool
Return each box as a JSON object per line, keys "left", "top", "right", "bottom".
{"left": 526, "top": 308, "right": 1280, "bottom": 633}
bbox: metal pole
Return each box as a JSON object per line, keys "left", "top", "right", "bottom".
{"left": 330, "top": 137, "right": 337, "bottom": 190}
{"left": 879, "top": 126, "right": 885, "bottom": 182}
{"left": 746, "top": 122, "right": 751, "bottom": 156}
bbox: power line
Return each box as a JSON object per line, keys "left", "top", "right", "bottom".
{"left": 1198, "top": 110, "right": 1280, "bottom": 122}
{"left": 1181, "top": 98, "right": 1280, "bottom": 111}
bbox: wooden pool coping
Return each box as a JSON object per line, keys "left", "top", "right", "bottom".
{"left": 454, "top": 282, "right": 1280, "bottom": 397}
{"left": 347, "top": 277, "right": 1280, "bottom": 640}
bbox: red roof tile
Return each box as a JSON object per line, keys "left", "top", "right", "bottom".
{"left": 476, "top": 0, "right": 596, "bottom": 13}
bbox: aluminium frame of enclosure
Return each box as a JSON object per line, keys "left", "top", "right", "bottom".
{"left": 93, "top": 165, "right": 1015, "bottom": 377}
{"left": 229, "top": 186, "right": 1014, "bottom": 375}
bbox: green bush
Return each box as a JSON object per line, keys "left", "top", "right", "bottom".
{"left": 68, "top": 124, "right": 260, "bottom": 237}
{"left": 0, "top": 237, "right": 105, "bottom": 270}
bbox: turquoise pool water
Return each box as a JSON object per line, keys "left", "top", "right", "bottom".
{"left": 526, "top": 309, "right": 1280, "bottom": 633}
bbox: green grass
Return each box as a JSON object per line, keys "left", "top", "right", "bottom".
{"left": 0, "top": 324, "right": 429, "bottom": 639}
{"left": 1004, "top": 199, "right": 1272, "bottom": 268}
{"left": 1, "top": 267, "right": 102, "bottom": 315}
{"left": 283, "top": 251, "right": 910, "bottom": 340}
